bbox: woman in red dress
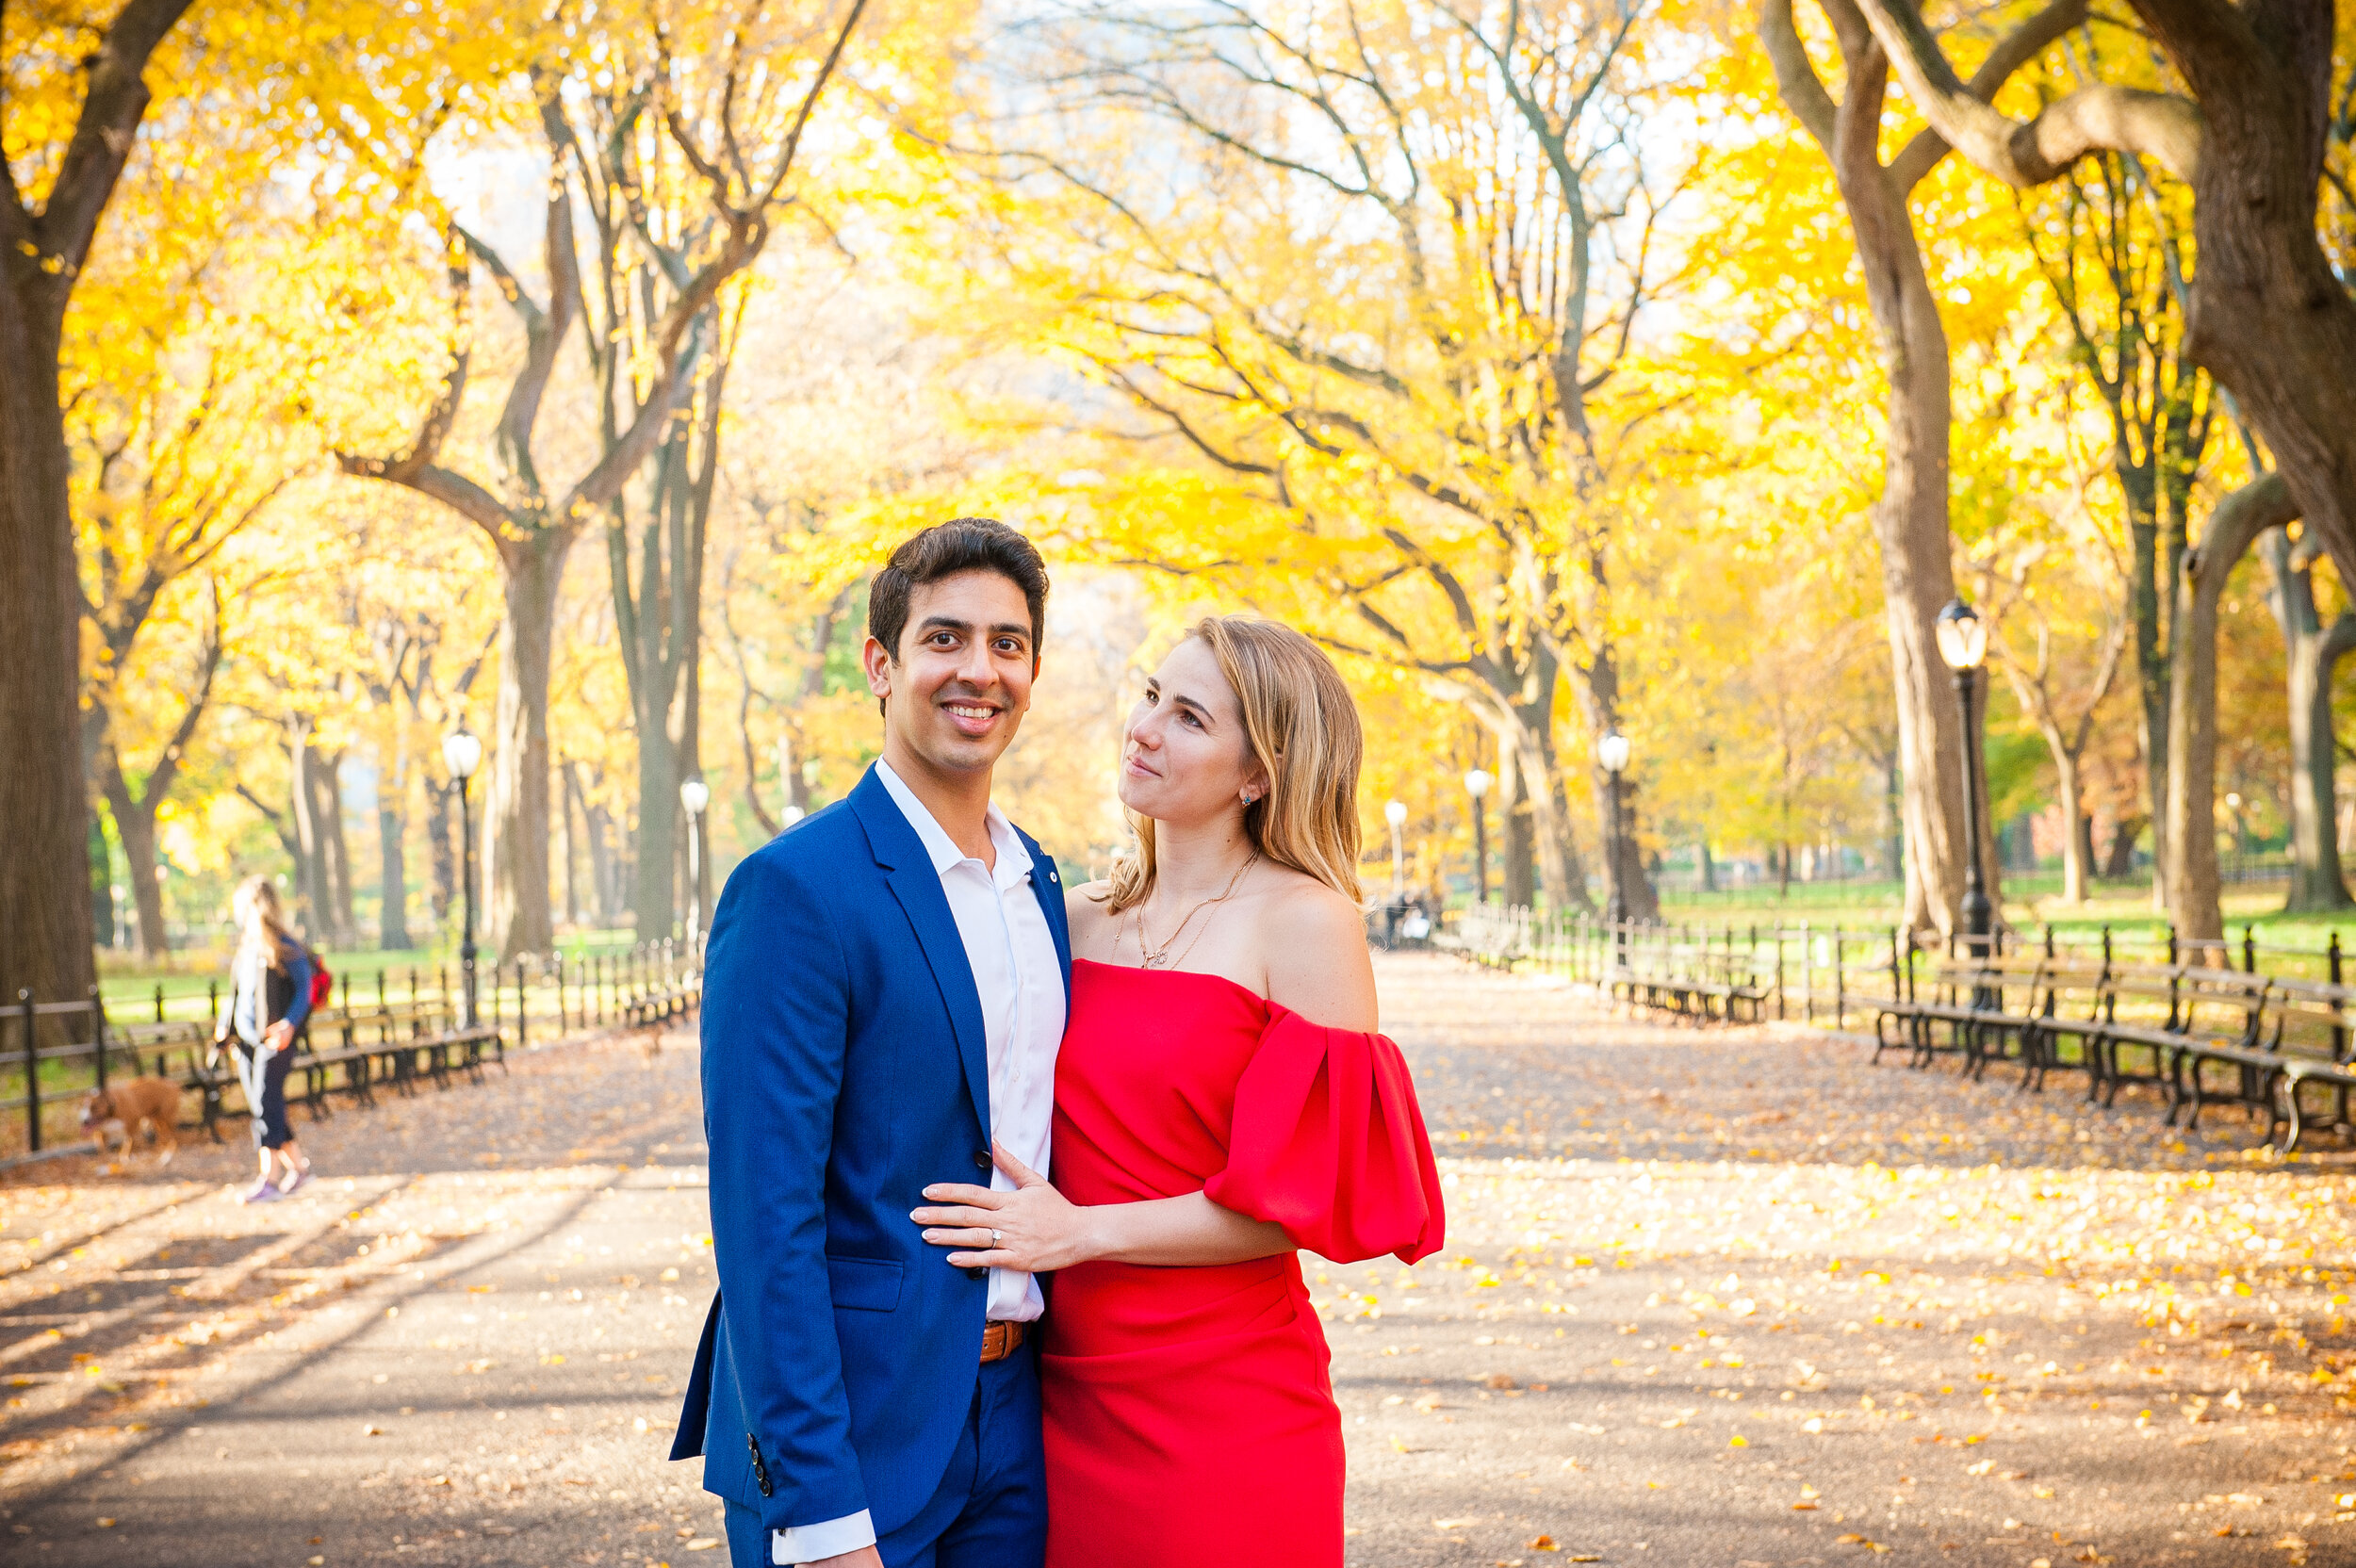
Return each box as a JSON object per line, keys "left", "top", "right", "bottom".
{"left": 910, "top": 615, "right": 1445, "bottom": 1567}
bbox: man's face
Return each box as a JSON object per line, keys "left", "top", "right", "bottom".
{"left": 864, "top": 569, "right": 1039, "bottom": 778}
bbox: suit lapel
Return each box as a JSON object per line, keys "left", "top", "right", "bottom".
{"left": 1020, "top": 828, "right": 1074, "bottom": 1016}
{"left": 850, "top": 770, "right": 993, "bottom": 1138}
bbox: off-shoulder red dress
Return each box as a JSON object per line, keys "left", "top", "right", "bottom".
{"left": 1040, "top": 958, "right": 1446, "bottom": 1568}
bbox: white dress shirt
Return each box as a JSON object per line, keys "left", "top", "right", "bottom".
{"left": 776, "top": 760, "right": 1065, "bottom": 1566}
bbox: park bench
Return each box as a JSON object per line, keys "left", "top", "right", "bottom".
{"left": 2166, "top": 975, "right": 2356, "bottom": 1149}
{"left": 2089, "top": 965, "right": 2266, "bottom": 1113}
{"left": 1955, "top": 956, "right": 2053, "bottom": 1082}
{"left": 1606, "top": 935, "right": 1766, "bottom": 1024}
{"left": 106, "top": 998, "right": 500, "bottom": 1142}
{"left": 295, "top": 996, "right": 504, "bottom": 1118}
{"left": 2015, "top": 960, "right": 2109, "bottom": 1095}
{"left": 1871, "top": 953, "right": 2005, "bottom": 1070}
{"left": 2265, "top": 978, "right": 2356, "bottom": 1151}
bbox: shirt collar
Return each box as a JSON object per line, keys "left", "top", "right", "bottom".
{"left": 874, "top": 759, "right": 1031, "bottom": 887}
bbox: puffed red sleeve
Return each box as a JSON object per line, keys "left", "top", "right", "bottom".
{"left": 1202, "top": 1006, "right": 1446, "bottom": 1264}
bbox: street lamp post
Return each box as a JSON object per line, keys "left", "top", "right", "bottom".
{"left": 1935, "top": 598, "right": 1993, "bottom": 962}
{"left": 1463, "top": 769, "right": 1494, "bottom": 906}
{"left": 679, "top": 776, "right": 711, "bottom": 949}
{"left": 1383, "top": 799, "right": 1409, "bottom": 949}
{"left": 442, "top": 724, "right": 483, "bottom": 1026}
{"left": 1597, "top": 733, "right": 1631, "bottom": 927}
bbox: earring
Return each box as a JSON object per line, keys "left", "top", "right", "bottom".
{"left": 1240, "top": 790, "right": 1257, "bottom": 806}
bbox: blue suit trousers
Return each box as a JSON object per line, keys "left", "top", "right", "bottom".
{"left": 726, "top": 1340, "right": 1045, "bottom": 1568}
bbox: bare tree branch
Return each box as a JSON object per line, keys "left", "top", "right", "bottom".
{"left": 1854, "top": 0, "right": 2202, "bottom": 186}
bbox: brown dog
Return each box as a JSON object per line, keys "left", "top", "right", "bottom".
{"left": 81, "top": 1077, "right": 184, "bottom": 1167}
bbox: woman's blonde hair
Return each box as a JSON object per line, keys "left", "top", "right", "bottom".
{"left": 233, "top": 874, "right": 298, "bottom": 972}
{"left": 1104, "top": 615, "right": 1365, "bottom": 914}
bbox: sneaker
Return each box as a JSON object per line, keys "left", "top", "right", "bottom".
{"left": 239, "top": 1179, "right": 281, "bottom": 1205}
{"left": 278, "top": 1168, "right": 312, "bottom": 1197}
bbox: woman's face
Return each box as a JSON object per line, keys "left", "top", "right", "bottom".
{"left": 1119, "top": 637, "right": 1266, "bottom": 826}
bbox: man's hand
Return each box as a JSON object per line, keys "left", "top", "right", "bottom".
{"left": 799, "top": 1548, "right": 884, "bottom": 1568}
{"left": 909, "top": 1140, "right": 1098, "bottom": 1272}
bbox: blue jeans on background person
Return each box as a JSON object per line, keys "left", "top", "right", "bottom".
{"left": 233, "top": 1041, "right": 295, "bottom": 1150}
{"left": 724, "top": 1340, "right": 1045, "bottom": 1568}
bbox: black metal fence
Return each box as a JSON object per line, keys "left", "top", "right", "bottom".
{"left": 1445, "top": 904, "right": 2353, "bottom": 1032}
{"left": 5, "top": 937, "right": 703, "bottom": 1160}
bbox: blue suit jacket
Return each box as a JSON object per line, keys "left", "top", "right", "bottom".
{"left": 671, "top": 766, "right": 1072, "bottom": 1538}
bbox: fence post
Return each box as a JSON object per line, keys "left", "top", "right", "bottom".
{"left": 1775, "top": 929, "right": 1786, "bottom": 1020}
{"left": 515, "top": 960, "right": 527, "bottom": 1051}
{"left": 2243, "top": 924, "right": 2257, "bottom": 974}
{"left": 2167, "top": 925, "right": 2178, "bottom": 966}
{"left": 1799, "top": 921, "right": 1812, "bottom": 1024}
{"left": 2333, "top": 932, "right": 2348, "bottom": 1061}
{"left": 1833, "top": 932, "right": 1845, "bottom": 1030}
{"left": 92, "top": 985, "right": 109, "bottom": 1093}
{"left": 21, "top": 989, "right": 40, "bottom": 1154}
{"left": 154, "top": 983, "right": 165, "bottom": 1023}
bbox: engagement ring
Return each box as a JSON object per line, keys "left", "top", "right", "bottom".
{"left": 990, "top": 1230, "right": 1003, "bottom": 1245}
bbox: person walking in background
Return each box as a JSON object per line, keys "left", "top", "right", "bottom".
{"left": 214, "top": 874, "right": 317, "bottom": 1204}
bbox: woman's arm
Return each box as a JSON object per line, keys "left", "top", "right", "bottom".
{"left": 911, "top": 1143, "right": 1291, "bottom": 1272}
{"left": 279, "top": 945, "right": 316, "bottom": 1034}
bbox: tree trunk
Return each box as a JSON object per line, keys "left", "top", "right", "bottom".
{"left": 586, "top": 794, "right": 619, "bottom": 922}
{"left": 102, "top": 759, "right": 167, "bottom": 958}
{"left": 1574, "top": 653, "right": 1657, "bottom": 921}
{"left": 2261, "top": 529, "right": 2356, "bottom": 912}
{"left": 561, "top": 760, "right": 581, "bottom": 926}
{"left": 378, "top": 751, "right": 412, "bottom": 951}
{"left": 632, "top": 704, "right": 679, "bottom": 940}
{"left": 428, "top": 777, "right": 456, "bottom": 925}
{"left": 0, "top": 271, "right": 96, "bottom": 1004}
{"left": 90, "top": 813, "right": 117, "bottom": 951}
{"left": 2102, "top": 816, "right": 2144, "bottom": 878}
{"left": 2160, "top": 7, "right": 2356, "bottom": 620}
{"left": 2046, "top": 735, "right": 2087, "bottom": 903}
{"left": 1822, "top": 68, "right": 1982, "bottom": 939}
{"left": 0, "top": 0, "right": 193, "bottom": 1006}
{"left": 1495, "top": 737, "right": 1536, "bottom": 908}
{"left": 1698, "top": 839, "right": 1716, "bottom": 892}
{"left": 303, "top": 741, "right": 354, "bottom": 946}
{"left": 2164, "top": 472, "right": 2297, "bottom": 940}
{"left": 482, "top": 530, "right": 570, "bottom": 959}
{"left": 290, "top": 725, "right": 331, "bottom": 939}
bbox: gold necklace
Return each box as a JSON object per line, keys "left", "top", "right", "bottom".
{"left": 1129, "top": 852, "right": 1259, "bottom": 971}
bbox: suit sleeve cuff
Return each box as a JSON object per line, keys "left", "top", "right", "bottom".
{"left": 774, "top": 1511, "right": 876, "bottom": 1563}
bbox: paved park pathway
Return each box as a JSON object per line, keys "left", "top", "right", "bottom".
{"left": 5, "top": 954, "right": 2355, "bottom": 1567}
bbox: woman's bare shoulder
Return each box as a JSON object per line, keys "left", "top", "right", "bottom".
{"left": 1066, "top": 880, "right": 1117, "bottom": 939}
{"left": 1252, "top": 870, "right": 1378, "bottom": 1030}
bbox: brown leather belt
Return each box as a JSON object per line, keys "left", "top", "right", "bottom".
{"left": 980, "top": 1320, "right": 1025, "bottom": 1364}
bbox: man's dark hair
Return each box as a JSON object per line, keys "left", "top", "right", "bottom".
{"left": 868, "top": 517, "right": 1050, "bottom": 669}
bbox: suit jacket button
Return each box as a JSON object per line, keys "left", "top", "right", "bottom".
{"left": 973, "top": 1151, "right": 991, "bottom": 1170}
{"left": 965, "top": 1266, "right": 988, "bottom": 1280}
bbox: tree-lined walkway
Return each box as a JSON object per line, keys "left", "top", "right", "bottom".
{"left": 5, "top": 956, "right": 2355, "bottom": 1565}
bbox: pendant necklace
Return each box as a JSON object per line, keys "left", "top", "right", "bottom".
{"left": 1130, "top": 851, "right": 1259, "bottom": 971}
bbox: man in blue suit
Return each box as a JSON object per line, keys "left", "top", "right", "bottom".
{"left": 674, "top": 519, "right": 1070, "bottom": 1568}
